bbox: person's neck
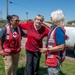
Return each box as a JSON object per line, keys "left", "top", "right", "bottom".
{"left": 11, "top": 25, "right": 17, "bottom": 28}
{"left": 34, "top": 23, "right": 42, "bottom": 30}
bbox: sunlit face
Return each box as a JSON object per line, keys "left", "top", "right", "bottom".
{"left": 34, "top": 16, "right": 43, "bottom": 27}
{"left": 50, "top": 17, "right": 58, "bottom": 26}
{"left": 10, "top": 16, "right": 19, "bottom": 27}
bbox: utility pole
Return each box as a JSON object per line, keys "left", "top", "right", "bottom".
{"left": 5, "top": 0, "right": 8, "bottom": 24}
{"left": 6, "top": 0, "right": 8, "bottom": 18}
{"left": 26, "top": 12, "right": 28, "bottom": 21}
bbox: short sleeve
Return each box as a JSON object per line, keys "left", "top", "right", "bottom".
{"left": 56, "top": 27, "right": 65, "bottom": 44}
{"left": 20, "top": 28, "right": 26, "bottom": 36}
{"left": 18, "top": 22, "right": 33, "bottom": 30}
{"left": 0, "top": 28, "right": 6, "bottom": 38}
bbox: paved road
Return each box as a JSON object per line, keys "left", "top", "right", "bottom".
{"left": 21, "top": 38, "right": 27, "bottom": 47}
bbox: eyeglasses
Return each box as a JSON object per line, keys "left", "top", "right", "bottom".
{"left": 13, "top": 20, "right": 20, "bottom": 22}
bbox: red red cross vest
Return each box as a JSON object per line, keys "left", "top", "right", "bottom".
{"left": 46, "top": 26, "right": 66, "bottom": 67}
{"left": 3, "top": 24, "right": 21, "bottom": 55}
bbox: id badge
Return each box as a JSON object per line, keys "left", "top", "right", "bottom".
{"left": 47, "top": 54, "right": 54, "bottom": 58}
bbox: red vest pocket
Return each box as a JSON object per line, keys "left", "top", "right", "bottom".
{"left": 46, "top": 52, "right": 58, "bottom": 67}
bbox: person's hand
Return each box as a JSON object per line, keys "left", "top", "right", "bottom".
{"left": 65, "top": 35, "right": 69, "bottom": 40}
{"left": 0, "top": 50, "right": 4, "bottom": 56}
{"left": 39, "top": 48, "right": 47, "bottom": 53}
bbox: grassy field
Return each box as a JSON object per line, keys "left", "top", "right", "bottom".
{"left": 0, "top": 23, "right": 5, "bottom": 27}
{"left": 0, "top": 48, "right": 75, "bottom": 75}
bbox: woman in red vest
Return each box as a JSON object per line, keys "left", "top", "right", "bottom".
{"left": 39, "top": 9, "right": 66, "bottom": 75}
{"left": 0, "top": 15, "right": 26, "bottom": 75}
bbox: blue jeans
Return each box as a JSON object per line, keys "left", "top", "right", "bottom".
{"left": 47, "top": 59, "right": 60, "bottom": 75}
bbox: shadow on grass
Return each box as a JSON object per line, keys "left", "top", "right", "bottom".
{"left": 17, "top": 67, "right": 47, "bottom": 75}
{"left": 17, "top": 66, "right": 25, "bottom": 75}
{"left": 39, "top": 67, "right": 47, "bottom": 75}
{"left": 17, "top": 66, "right": 66, "bottom": 75}
{"left": 39, "top": 67, "right": 66, "bottom": 75}
{"left": 59, "top": 70, "right": 66, "bottom": 75}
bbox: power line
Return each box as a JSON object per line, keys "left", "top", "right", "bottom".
{"left": 8, "top": 0, "right": 45, "bottom": 14}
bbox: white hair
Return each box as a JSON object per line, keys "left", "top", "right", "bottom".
{"left": 51, "top": 9, "right": 66, "bottom": 26}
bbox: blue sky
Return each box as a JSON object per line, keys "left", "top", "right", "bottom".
{"left": 0, "top": 0, "right": 75, "bottom": 22}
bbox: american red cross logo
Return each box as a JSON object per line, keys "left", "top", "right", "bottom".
{"left": 13, "top": 32, "right": 17, "bottom": 38}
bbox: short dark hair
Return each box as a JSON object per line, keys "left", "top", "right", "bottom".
{"left": 7, "top": 15, "right": 19, "bottom": 23}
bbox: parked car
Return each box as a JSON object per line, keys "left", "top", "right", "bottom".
{"left": 65, "top": 26, "right": 75, "bottom": 56}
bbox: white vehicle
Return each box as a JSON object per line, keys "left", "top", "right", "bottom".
{"left": 65, "top": 26, "right": 75, "bottom": 55}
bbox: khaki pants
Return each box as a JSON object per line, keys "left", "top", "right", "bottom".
{"left": 3, "top": 53, "right": 19, "bottom": 75}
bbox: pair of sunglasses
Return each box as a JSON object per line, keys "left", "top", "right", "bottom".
{"left": 13, "top": 20, "right": 20, "bottom": 22}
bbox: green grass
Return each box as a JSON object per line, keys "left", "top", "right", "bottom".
{"left": 0, "top": 23, "right": 3, "bottom": 25}
{"left": 0, "top": 23, "right": 5, "bottom": 28}
{"left": 0, "top": 56, "right": 5, "bottom": 75}
{"left": 0, "top": 48, "right": 75, "bottom": 75}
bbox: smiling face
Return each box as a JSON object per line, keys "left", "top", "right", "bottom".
{"left": 34, "top": 15, "right": 44, "bottom": 27}
{"left": 10, "top": 16, "right": 19, "bottom": 28}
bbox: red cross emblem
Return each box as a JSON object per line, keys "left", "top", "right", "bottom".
{"left": 13, "top": 32, "right": 17, "bottom": 38}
